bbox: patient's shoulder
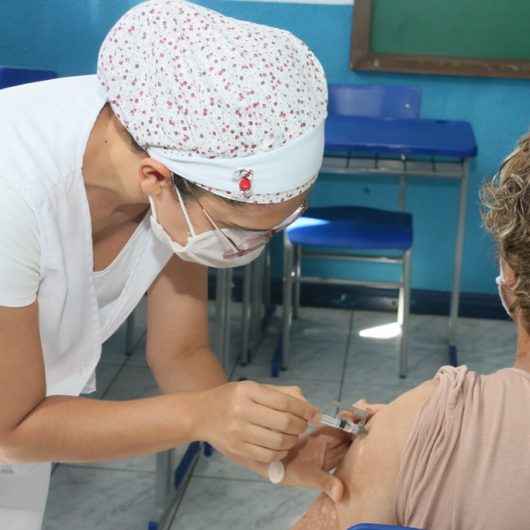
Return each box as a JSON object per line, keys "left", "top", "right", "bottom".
{"left": 333, "top": 379, "right": 438, "bottom": 528}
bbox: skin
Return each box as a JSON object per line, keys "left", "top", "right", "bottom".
{"left": 291, "top": 259, "right": 530, "bottom": 530}
{"left": 0, "top": 104, "right": 347, "bottom": 500}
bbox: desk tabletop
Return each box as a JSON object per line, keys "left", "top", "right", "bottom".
{"left": 325, "top": 115, "right": 478, "bottom": 158}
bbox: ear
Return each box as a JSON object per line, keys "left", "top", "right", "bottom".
{"left": 138, "top": 158, "right": 173, "bottom": 197}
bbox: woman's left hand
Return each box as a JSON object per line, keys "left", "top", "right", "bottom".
{"left": 279, "top": 426, "right": 351, "bottom": 502}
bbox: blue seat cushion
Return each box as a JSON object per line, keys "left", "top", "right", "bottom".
{"left": 350, "top": 523, "right": 418, "bottom": 530}
{"left": 287, "top": 206, "right": 413, "bottom": 251}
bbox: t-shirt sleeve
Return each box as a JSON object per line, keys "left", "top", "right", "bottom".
{"left": 395, "top": 365, "right": 471, "bottom": 529}
{"left": 0, "top": 183, "right": 40, "bottom": 307}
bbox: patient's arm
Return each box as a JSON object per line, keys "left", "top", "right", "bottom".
{"left": 292, "top": 380, "right": 437, "bottom": 530}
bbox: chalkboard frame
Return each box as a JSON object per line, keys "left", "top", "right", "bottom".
{"left": 350, "top": 0, "right": 530, "bottom": 79}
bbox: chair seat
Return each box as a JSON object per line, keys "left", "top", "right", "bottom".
{"left": 287, "top": 206, "right": 413, "bottom": 251}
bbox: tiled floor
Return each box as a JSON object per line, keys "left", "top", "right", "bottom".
{"left": 42, "top": 300, "right": 516, "bottom": 530}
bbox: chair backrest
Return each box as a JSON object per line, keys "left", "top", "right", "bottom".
{"left": 0, "top": 66, "right": 58, "bottom": 89}
{"left": 328, "top": 83, "right": 421, "bottom": 119}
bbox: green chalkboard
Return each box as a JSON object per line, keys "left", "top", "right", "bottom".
{"left": 351, "top": 0, "right": 530, "bottom": 79}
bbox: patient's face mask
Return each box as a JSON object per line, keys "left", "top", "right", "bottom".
{"left": 496, "top": 262, "right": 513, "bottom": 318}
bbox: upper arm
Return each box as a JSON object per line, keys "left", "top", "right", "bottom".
{"left": 333, "top": 380, "right": 437, "bottom": 529}
{"left": 0, "top": 182, "right": 40, "bottom": 307}
{"left": 0, "top": 303, "right": 46, "bottom": 445}
{"left": 0, "top": 183, "right": 45, "bottom": 444}
{"left": 145, "top": 254, "right": 209, "bottom": 367}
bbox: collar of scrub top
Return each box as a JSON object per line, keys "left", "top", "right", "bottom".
{"left": 147, "top": 121, "right": 325, "bottom": 205}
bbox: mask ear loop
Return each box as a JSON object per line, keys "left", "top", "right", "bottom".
{"left": 198, "top": 199, "right": 242, "bottom": 254}
{"left": 173, "top": 181, "right": 197, "bottom": 238}
{"left": 181, "top": 177, "right": 242, "bottom": 253}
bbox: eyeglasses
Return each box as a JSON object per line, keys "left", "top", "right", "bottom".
{"left": 179, "top": 178, "right": 308, "bottom": 259}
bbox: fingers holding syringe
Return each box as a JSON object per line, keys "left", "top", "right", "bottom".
{"left": 246, "top": 400, "right": 310, "bottom": 437}
{"left": 250, "top": 385, "right": 318, "bottom": 432}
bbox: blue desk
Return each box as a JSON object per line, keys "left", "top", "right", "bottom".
{"left": 325, "top": 115, "right": 477, "bottom": 158}
{"left": 321, "top": 115, "right": 478, "bottom": 364}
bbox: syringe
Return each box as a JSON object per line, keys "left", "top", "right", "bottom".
{"left": 268, "top": 411, "right": 368, "bottom": 484}
{"left": 318, "top": 413, "right": 366, "bottom": 435}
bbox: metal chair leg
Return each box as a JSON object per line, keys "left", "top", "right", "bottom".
{"left": 222, "top": 268, "right": 233, "bottom": 374}
{"left": 282, "top": 235, "right": 295, "bottom": 370}
{"left": 215, "top": 269, "right": 226, "bottom": 364}
{"left": 250, "top": 254, "right": 265, "bottom": 345}
{"left": 293, "top": 245, "right": 302, "bottom": 320}
{"left": 153, "top": 450, "right": 175, "bottom": 526}
{"left": 448, "top": 160, "right": 469, "bottom": 366}
{"left": 263, "top": 245, "right": 272, "bottom": 311}
{"left": 397, "top": 280, "right": 405, "bottom": 329}
{"left": 240, "top": 264, "right": 252, "bottom": 366}
{"left": 398, "top": 250, "right": 412, "bottom": 378}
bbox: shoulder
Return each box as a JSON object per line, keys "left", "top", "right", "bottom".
{"left": 0, "top": 180, "right": 39, "bottom": 239}
{"left": 333, "top": 379, "right": 438, "bottom": 527}
{"left": 0, "top": 181, "right": 41, "bottom": 307}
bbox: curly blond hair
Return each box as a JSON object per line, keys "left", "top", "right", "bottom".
{"left": 481, "top": 133, "right": 530, "bottom": 324}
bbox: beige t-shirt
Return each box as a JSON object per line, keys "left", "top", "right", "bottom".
{"left": 396, "top": 365, "right": 530, "bottom": 530}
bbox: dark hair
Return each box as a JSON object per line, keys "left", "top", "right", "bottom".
{"left": 172, "top": 173, "right": 243, "bottom": 207}
{"left": 125, "top": 127, "right": 242, "bottom": 207}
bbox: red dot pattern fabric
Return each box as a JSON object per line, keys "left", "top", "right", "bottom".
{"left": 97, "top": 0, "right": 327, "bottom": 164}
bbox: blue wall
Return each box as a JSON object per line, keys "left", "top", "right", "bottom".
{"left": 2, "top": 0, "right": 530, "bottom": 294}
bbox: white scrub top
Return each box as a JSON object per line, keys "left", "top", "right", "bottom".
{"left": 0, "top": 75, "right": 172, "bottom": 397}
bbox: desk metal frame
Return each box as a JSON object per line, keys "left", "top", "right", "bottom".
{"left": 320, "top": 154, "right": 470, "bottom": 357}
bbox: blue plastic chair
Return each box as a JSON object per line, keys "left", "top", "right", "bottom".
{"left": 0, "top": 66, "right": 57, "bottom": 89}
{"left": 328, "top": 84, "right": 421, "bottom": 119}
{"left": 278, "top": 84, "right": 419, "bottom": 378}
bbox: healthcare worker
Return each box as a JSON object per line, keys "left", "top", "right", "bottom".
{"left": 0, "top": 1, "right": 347, "bottom": 528}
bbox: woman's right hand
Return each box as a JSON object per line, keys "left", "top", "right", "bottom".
{"left": 193, "top": 381, "right": 318, "bottom": 464}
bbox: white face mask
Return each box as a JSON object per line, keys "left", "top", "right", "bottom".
{"left": 496, "top": 262, "right": 512, "bottom": 318}
{"left": 149, "top": 192, "right": 265, "bottom": 269}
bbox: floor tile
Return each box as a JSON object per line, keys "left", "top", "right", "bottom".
{"left": 100, "top": 298, "right": 148, "bottom": 365}
{"left": 100, "top": 324, "right": 130, "bottom": 365}
{"left": 71, "top": 445, "right": 190, "bottom": 476}
{"left": 193, "top": 450, "right": 265, "bottom": 483}
{"left": 454, "top": 317, "right": 516, "bottom": 372}
{"left": 236, "top": 307, "right": 352, "bottom": 382}
{"left": 104, "top": 365, "right": 159, "bottom": 400}
{"left": 43, "top": 466, "right": 157, "bottom": 530}
{"left": 125, "top": 336, "right": 149, "bottom": 367}
{"left": 90, "top": 362, "right": 125, "bottom": 400}
{"left": 342, "top": 311, "right": 519, "bottom": 406}
{"left": 171, "top": 476, "right": 316, "bottom": 530}
{"left": 236, "top": 334, "right": 349, "bottom": 382}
